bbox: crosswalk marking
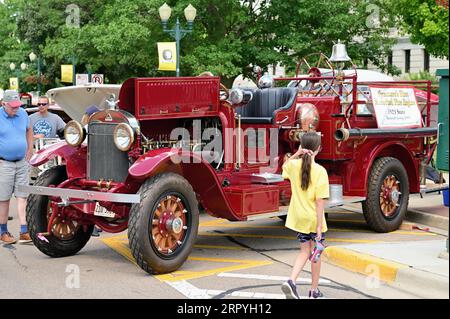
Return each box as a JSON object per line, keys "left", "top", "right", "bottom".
{"left": 167, "top": 280, "right": 331, "bottom": 299}
{"left": 217, "top": 272, "right": 331, "bottom": 284}
{"left": 166, "top": 280, "right": 211, "bottom": 299}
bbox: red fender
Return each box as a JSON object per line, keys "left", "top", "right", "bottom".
{"left": 30, "top": 142, "right": 87, "bottom": 179}
{"left": 128, "top": 148, "right": 244, "bottom": 221}
{"left": 346, "top": 141, "right": 419, "bottom": 196}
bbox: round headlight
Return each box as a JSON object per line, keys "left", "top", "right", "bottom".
{"left": 64, "top": 120, "right": 85, "bottom": 147}
{"left": 113, "top": 123, "right": 134, "bottom": 151}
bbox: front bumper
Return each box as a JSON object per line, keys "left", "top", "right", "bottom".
{"left": 18, "top": 185, "right": 140, "bottom": 204}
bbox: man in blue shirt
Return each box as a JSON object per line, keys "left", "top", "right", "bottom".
{"left": 29, "top": 96, "right": 66, "bottom": 139}
{"left": 0, "top": 90, "right": 34, "bottom": 245}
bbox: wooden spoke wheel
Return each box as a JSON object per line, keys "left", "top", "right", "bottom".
{"left": 151, "top": 195, "right": 188, "bottom": 256}
{"left": 128, "top": 173, "right": 199, "bottom": 274}
{"left": 362, "top": 157, "right": 409, "bottom": 233}
{"left": 26, "top": 166, "right": 93, "bottom": 257}
{"left": 379, "top": 175, "right": 402, "bottom": 218}
{"left": 46, "top": 203, "right": 80, "bottom": 241}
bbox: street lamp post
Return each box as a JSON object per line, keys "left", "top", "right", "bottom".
{"left": 9, "top": 63, "right": 19, "bottom": 90}
{"left": 9, "top": 62, "right": 16, "bottom": 76}
{"left": 159, "top": 3, "right": 197, "bottom": 77}
{"left": 29, "top": 52, "right": 41, "bottom": 96}
{"left": 9, "top": 62, "right": 28, "bottom": 90}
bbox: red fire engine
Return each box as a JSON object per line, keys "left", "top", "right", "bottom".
{"left": 21, "top": 43, "right": 444, "bottom": 274}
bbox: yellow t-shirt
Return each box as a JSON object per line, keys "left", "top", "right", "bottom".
{"left": 282, "top": 159, "right": 329, "bottom": 234}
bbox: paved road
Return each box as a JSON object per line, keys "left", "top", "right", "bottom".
{"left": 0, "top": 199, "right": 443, "bottom": 299}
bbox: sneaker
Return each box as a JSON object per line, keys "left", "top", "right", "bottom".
{"left": 19, "top": 232, "right": 33, "bottom": 244}
{"left": 1, "top": 232, "right": 17, "bottom": 245}
{"left": 309, "top": 289, "right": 324, "bottom": 299}
{"left": 281, "top": 280, "right": 300, "bottom": 299}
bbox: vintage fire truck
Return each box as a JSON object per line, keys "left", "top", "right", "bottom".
{"left": 21, "top": 43, "right": 444, "bottom": 274}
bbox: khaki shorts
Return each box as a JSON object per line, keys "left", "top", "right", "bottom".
{"left": 0, "top": 159, "right": 30, "bottom": 201}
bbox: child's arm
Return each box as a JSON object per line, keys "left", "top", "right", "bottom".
{"left": 315, "top": 198, "right": 325, "bottom": 240}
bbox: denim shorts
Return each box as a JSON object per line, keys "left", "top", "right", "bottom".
{"left": 0, "top": 159, "right": 30, "bottom": 201}
{"left": 297, "top": 232, "right": 326, "bottom": 244}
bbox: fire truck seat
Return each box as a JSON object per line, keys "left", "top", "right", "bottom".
{"left": 235, "top": 87, "right": 297, "bottom": 124}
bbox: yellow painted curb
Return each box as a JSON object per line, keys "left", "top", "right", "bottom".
{"left": 323, "top": 246, "right": 408, "bottom": 283}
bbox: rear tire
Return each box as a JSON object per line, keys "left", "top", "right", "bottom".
{"left": 128, "top": 173, "right": 199, "bottom": 274}
{"left": 362, "top": 157, "right": 409, "bottom": 233}
{"left": 26, "top": 166, "right": 94, "bottom": 257}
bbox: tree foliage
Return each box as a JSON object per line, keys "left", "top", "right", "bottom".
{"left": 388, "top": 0, "right": 449, "bottom": 59}
{"left": 0, "top": 0, "right": 421, "bottom": 93}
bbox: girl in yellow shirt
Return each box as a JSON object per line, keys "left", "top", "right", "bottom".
{"left": 281, "top": 132, "right": 329, "bottom": 299}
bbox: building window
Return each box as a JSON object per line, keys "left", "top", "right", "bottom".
{"left": 424, "top": 50, "right": 430, "bottom": 72}
{"left": 405, "top": 50, "right": 411, "bottom": 73}
{"left": 388, "top": 52, "right": 393, "bottom": 66}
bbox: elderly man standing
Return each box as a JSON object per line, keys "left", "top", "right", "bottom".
{"left": 0, "top": 90, "right": 34, "bottom": 244}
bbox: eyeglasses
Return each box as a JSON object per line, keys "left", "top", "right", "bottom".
{"left": 37, "top": 103, "right": 48, "bottom": 106}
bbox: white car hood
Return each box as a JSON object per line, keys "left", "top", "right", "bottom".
{"left": 47, "top": 84, "right": 122, "bottom": 122}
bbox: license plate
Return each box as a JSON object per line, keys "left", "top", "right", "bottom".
{"left": 94, "top": 203, "right": 115, "bottom": 218}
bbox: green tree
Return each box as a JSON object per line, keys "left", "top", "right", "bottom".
{"left": 254, "top": 0, "right": 397, "bottom": 75}
{"left": 1, "top": 0, "right": 400, "bottom": 90}
{"left": 387, "top": 0, "right": 449, "bottom": 59}
{"left": 0, "top": 0, "right": 33, "bottom": 91}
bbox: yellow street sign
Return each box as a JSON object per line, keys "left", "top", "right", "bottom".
{"left": 61, "top": 65, "right": 74, "bottom": 83}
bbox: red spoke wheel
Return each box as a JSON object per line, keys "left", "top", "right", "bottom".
{"left": 26, "top": 166, "right": 93, "bottom": 257}
{"left": 151, "top": 194, "right": 188, "bottom": 256}
{"left": 46, "top": 203, "right": 80, "bottom": 241}
{"left": 362, "top": 157, "right": 409, "bottom": 233}
{"left": 128, "top": 173, "right": 199, "bottom": 274}
{"left": 379, "top": 175, "right": 402, "bottom": 218}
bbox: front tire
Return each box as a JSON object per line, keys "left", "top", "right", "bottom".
{"left": 362, "top": 157, "right": 409, "bottom": 233}
{"left": 26, "top": 166, "right": 94, "bottom": 257}
{"left": 128, "top": 173, "right": 199, "bottom": 274}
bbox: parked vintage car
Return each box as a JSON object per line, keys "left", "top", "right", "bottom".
{"left": 20, "top": 46, "right": 446, "bottom": 275}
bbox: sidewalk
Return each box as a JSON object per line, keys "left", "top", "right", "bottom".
{"left": 406, "top": 192, "right": 449, "bottom": 231}
{"left": 324, "top": 240, "right": 449, "bottom": 299}
{"left": 324, "top": 191, "right": 449, "bottom": 299}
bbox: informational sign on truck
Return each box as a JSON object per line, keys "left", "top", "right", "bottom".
{"left": 370, "top": 86, "right": 423, "bottom": 129}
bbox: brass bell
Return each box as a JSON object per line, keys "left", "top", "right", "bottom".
{"left": 329, "top": 40, "right": 351, "bottom": 63}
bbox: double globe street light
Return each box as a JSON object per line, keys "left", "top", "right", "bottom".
{"left": 158, "top": 3, "right": 197, "bottom": 77}
{"left": 29, "top": 52, "right": 42, "bottom": 97}
{"left": 9, "top": 62, "right": 27, "bottom": 73}
{"left": 9, "top": 62, "right": 28, "bottom": 91}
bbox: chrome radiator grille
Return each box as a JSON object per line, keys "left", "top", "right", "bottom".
{"left": 88, "top": 123, "right": 129, "bottom": 182}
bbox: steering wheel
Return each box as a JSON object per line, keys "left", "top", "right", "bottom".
{"left": 290, "top": 53, "right": 336, "bottom": 97}
{"left": 219, "top": 82, "right": 229, "bottom": 101}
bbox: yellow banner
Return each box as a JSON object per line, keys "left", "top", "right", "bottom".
{"left": 9, "top": 78, "right": 19, "bottom": 90}
{"left": 61, "top": 65, "right": 74, "bottom": 83}
{"left": 158, "top": 42, "right": 177, "bottom": 71}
